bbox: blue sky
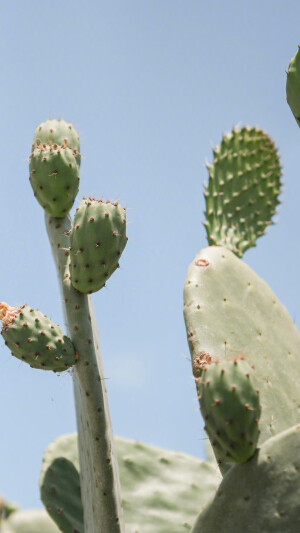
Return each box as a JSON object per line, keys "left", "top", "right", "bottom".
{"left": 1, "top": 0, "right": 300, "bottom": 510}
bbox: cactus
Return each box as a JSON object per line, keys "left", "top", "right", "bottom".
{"left": 1, "top": 509, "right": 60, "bottom": 533}
{"left": 181, "top": 47, "right": 300, "bottom": 531}
{"left": 191, "top": 424, "right": 300, "bottom": 532}
{"left": 29, "top": 144, "right": 80, "bottom": 218}
{"left": 2, "top": 45, "right": 300, "bottom": 533}
{"left": 69, "top": 198, "right": 127, "bottom": 293}
{"left": 197, "top": 358, "right": 261, "bottom": 464}
{"left": 286, "top": 46, "right": 300, "bottom": 127}
{"left": 41, "top": 458, "right": 83, "bottom": 533}
{"left": 0, "top": 303, "right": 77, "bottom": 371}
{"left": 39, "top": 433, "right": 221, "bottom": 533}
{"left": 32, "top": 119, "right": 81, "bottom": 165}
{"left": 203, "top": 126, "right": 281, "bottom": 257}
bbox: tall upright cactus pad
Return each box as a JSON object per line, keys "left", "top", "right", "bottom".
{"left": 69, "top": 198, "right": 127, "bottom": 294}
{"left": 204, "top": 126, "right": 281, "bottom": 257}
{"left": 0, "top": 303, "right": 77, "bottom": 371}
{"left": 29, "top": 145, "right": 80, "bottom": 218}
{"left": 191, "top": 424, "right": 300, "bottom": 533}
{"left": 184, "top": 246, "right": 300, "bottom": 471}
{"left": 286, "top": 46, "right": 300, "bottom": 127}
{"left": 198, "top": 359, "right": 261, "bottom": 464}
{"left": 40, "top": 433, "right": 221, "bottom": 533}
{"left": 32, "top": 119, "right": 81, "bottom": 165}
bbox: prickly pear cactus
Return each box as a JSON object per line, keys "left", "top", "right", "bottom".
{"left": 41, "top": 458, "right": 83, "bottom": 533}
{"left": 286, "top": 46, "right": 300, "bottom": 127}
{"left": 192, "top": 424, "right": 300, "bottom": 533}
{"left": 29, "top": 144, "right": 80, "bottom": 218}
{"left": 0, "top": 303, "right": 77, "bottom": 371}
{"left": 32, "top": 118, "right": 81, "bottom": 165}
{"left": 40, "top": 433, "right": 221, "bottom": 533}
{"left": 1, "top": 509, "right": 60, "bottom": 533}
{"left": 184, "top": 245, "right": 300, "bottom": 471}
{"left": 69, "top": 198, "right": 127, "bottom": 294}
{"left": 203, "top": 126, "right": 281, "bottom": 257}
{"left": 197, "top": 358, "right": 261, "bottom": 464}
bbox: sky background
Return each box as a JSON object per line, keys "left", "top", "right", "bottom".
{"left": 0, "top": 0, "right": 300, "bottom": 510}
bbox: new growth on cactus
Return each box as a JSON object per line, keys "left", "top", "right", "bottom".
{"left": 0, "top": 302, "right": 77, "bottom": 371}
{"left": 69, "top": 198, "right": 127, "bottom": 294}
{"left": 197, "top": 358, "right": 261, "bottom": 464}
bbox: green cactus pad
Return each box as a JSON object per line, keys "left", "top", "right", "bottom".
{"left": 1, "top": 304, "right": 77, "bottom": 371}
{"left": 198, "top": 359, "right": 261, "bottom": 464}
{"left": 2, "top": 509, "right": 60, "bottom": 533}
{"left": 286, "top": 46, "right": 300, "bottom": 127}
{"left": 69, "top": 198, "right": 127, "bottom": 294}
{"left": 41, "top": 458, "right": 83, "bottom": 533}
{"left": 184, "top": 246, "right": 300, "bottom": 472}
{"left": 29, "top": 145, "right": 80, "bottom": 218}
{"left": 40, "top": 433, "right": 221, "bottom": 533}
{"left": 192, "top": 424, "right": 300, "bottom": 533}
{"left": 32, "top": 118, "right": 81, "bottom": 165}
{"left": 203, "top": 126, "right": 281, "bottom": 257}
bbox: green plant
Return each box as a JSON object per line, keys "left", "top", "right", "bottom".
{"left": 1, "top": 46, "right": 300, "bottom": 533}
{"left": 182, "top": 46, "right": 300, "bottom": 531}
{"left": 0, "top": 118, "right": 220, "bottom": 533}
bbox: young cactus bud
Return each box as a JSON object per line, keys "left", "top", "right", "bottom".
{"left": 32, "top": 119, "right": 81, "bottom": 166}
{"left": 69, "top": 198, "right": 127, "bottom": 294}
{"left": 198, "top": 358, "right": 261, "bottom": 464}
{"left": 0, "top": 302, "right": 77, "bottom": 372}
{"left": 286, "top": 46, "right": 300, "bottom": 127}
{"left": 204, "top": 126, "right": 282, "bottom": 257}
{"left": 29, "top": 145, "right": 80, "bottom": 218}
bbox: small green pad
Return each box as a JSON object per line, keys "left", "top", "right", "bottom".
{"left": 203, "top": 126, "right": 281, "bottom": 257}
{"left": 29, "top": 145, "right": 80, "bottom": 218}
{"left": 69, "top": 198, "right": 127, "bottom": 294}
{"left": 286, "top": 46, "right": 300, "bottom": 127}
{"left": 32, "top": 119, "right": 81, "bottom": 165}
{"left": 198, "top": 359, "right": 261, "bottom": 464}
{"left": 41, "top": 458, "right": 83, "bottom": 533}
{"left": 1, "top": 305, "right": 77, "bottom": 371}
{"left": 192, "top": 424, "right": 300, "bottom": 533}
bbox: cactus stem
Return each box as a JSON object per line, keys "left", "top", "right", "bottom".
{"left": 45, "top": 214, "right": 124, "bottom": 533}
